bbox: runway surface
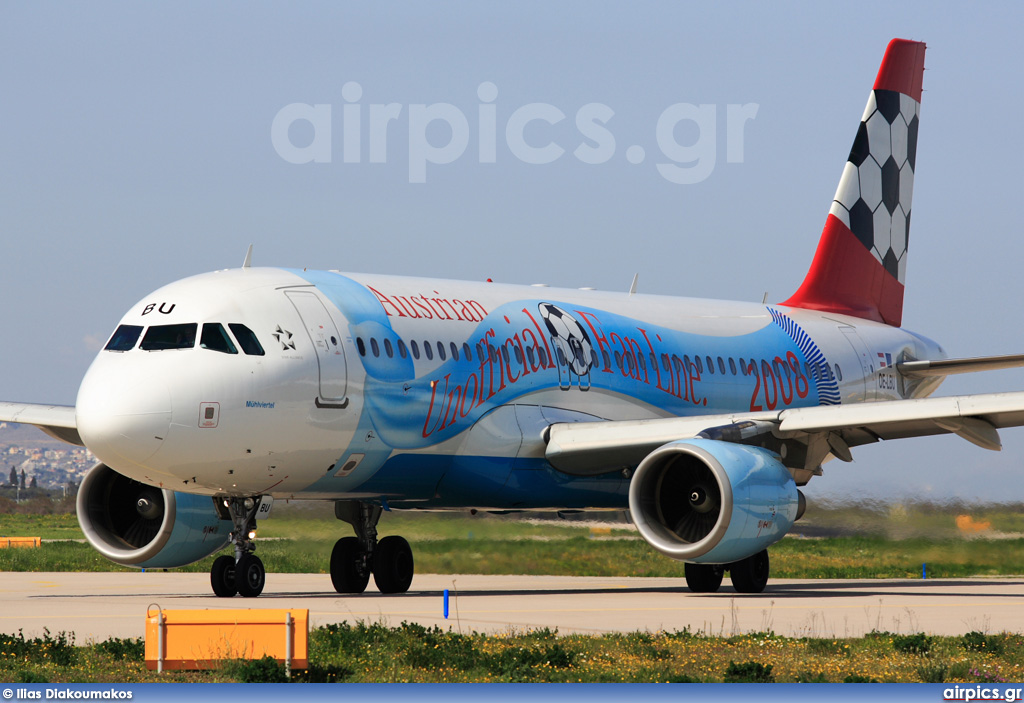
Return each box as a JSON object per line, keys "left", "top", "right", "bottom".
{"left": 1, "top": 572, "right": 1021, "bottom": 641}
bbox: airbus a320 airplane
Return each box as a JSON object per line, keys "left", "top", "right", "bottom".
{"left": 5, "top": 38, "right": 1024, "bottom": 598}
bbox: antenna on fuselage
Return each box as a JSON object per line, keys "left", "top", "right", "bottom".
{"left": 242, "top": 244, "right": 253, "bottom": 269}
{"left": 628, "top": 273, "right": 638, "bottom": 297}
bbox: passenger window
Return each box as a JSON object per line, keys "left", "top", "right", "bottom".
{"left": 602, "top": 350, "right": 611, "bottom": 369}
{"left": 357, "top": 338, "right": 366, "bottom": 356}
{"left": 450, "top": 342, "right": 459, "bottom": 361}
{"left": 515, "top": 345, "right": 524, "bottom": 365}
{"left": 228, "top": 324, "right": 265, "bottom": 356}
{"left": 538, "top": 347, "right": 548, "bottom": 367}
{"left": 384, "top": 339, "right": 394, "bottom": 358}
{"left": 729, "top": 358, "right": 737, "bottom": 375}
{"left": 371, "top": 338, "right": 380, "bottom": 357}
{"left": 424, "top": 341, "right": 433, "bottom": 360}
{"left": 527, "top": 346, "right": 536, "bottom": 366}
{"left": 835, "top": 364, "right": 843, "bottom": 381}
{"left": 398, "top": 339, "right": 408, "bottom": 359}
{"left": 717, "top": 357, "right": 726, "bottom": 375}
{"left": 105, "top": 325, "right": 143, "bottom": 352}
{"left": 411, "top": 340, "right": 420, "bottom": 359}
{"left": 463, "top": 343, "right": 472, "bottom": 361}
{"left": 476, "top": 343, "right": 485, "bottom": 362}
{"left": 200, "top": 323, "right": 238, "bottom": 354}
{"left": 706, "top": 356, "right": 714, "bottom": 374}
{"left": 437, "top": 341, "right": 446, "bottom": 361}
{"left": 140, "top": 323, "right": 197, "bottom": 351}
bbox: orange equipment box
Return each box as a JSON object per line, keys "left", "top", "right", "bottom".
{"left": 0, "top": 537, "right": 41, "bottom": 548}
{"left": 145, "top": 607, "right": 308, "bottom": 672}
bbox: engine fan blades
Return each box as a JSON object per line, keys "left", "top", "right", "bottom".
{"left": 660, "top": 458, "right": 721, "bottom": 543}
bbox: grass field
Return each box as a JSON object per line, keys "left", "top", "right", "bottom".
{"left": 1, "top": 623, "right": 1021, "bottom": 683}
{"left": 4, "top": 502, "right": 1024, "bottom": 578}
{"left": 3, "top": 502, "right": 1024, "bottom": 683}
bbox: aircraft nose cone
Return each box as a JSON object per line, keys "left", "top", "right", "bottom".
{"left": 76, "top": 363, "right": 172, "bottom": 469}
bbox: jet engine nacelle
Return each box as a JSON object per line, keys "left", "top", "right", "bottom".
{"left": 77, "top": 463, "right": 232, "bottom": 568}
{"left": 628, "top": 439, "right": 801, "bottom": 564}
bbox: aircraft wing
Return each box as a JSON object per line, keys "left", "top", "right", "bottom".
{"left": 544, "top": 391, "right": 1024, "bottom": 476}
{"left": 0, "top": 403, "right": 82, "bottom": 446}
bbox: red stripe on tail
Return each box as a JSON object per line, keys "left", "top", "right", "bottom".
{"left": 783, "top": 214, "right": 904, "bottom": 326}
{"left": 874, "top": 38, "right": 926, "bottom": 102}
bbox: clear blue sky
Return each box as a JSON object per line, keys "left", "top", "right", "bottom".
{"left": 2, "top": 2, "right": 1022, "bottom": 501}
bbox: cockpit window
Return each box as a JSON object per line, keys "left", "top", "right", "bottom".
{"left": 200, "top": 323, "right": 238, "bottom": 354}
{"left": 104, "top": 325, "right": 143, "bottom": 352}
{"left": 228, "top": 324, "right": 265, "bottom": 356}
{"left": 140, "top": 323, "right": 197, "bottom": 351}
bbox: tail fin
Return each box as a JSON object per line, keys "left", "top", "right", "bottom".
{"left": 782, "top": 39, "right": 926, "bottom": 327}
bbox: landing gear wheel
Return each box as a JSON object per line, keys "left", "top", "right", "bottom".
{"left": 236, "top": 553, "right": 266, "bottom": 597}
{"left": 373, "top": 535, "right": 414, "bottom": 594}
{"left": 684, "top": 562, "right": 723, "bottom": 593}
{"left": 331, "top": 536, "right": 370, "bottom": 594}
{"left": 729, "top": 549, "right": 769, "bottom": 593}
{"left": 211, "top": 555, "right": 237, "bottom": 597}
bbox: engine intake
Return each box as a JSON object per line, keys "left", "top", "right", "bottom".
{"left": 628, "top": 439, "right": 800, "bottom": 564}
{"left": 77, "top": 463, "right": 232, "bottom": 568}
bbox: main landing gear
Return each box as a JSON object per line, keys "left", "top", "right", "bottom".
{"left": 211, "top": 496, "right": 265, "bottom": 598}
{"left": 331, "top": 500, "right": 414, "bottom": 594}
{"left": 684, "top": 549, "right": 770, "bottom": 594}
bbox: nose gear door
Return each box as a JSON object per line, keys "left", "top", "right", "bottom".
{"left": 285, "top": 290, "right": 349, "bottom": 407}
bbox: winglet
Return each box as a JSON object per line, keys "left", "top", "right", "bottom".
{"left": 242, "top": 244, "right": 253, "bottom": 269}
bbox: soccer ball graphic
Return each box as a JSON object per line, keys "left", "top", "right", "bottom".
{"left": 538, "top": 303, "right": 593, "bottom": 390}
{"left": 829, "top": 88, "right": 919, "bottom": 283}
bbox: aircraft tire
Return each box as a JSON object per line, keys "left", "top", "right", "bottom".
{"left": 235, "top": 553, "right": 266, "bottom": 597}
{"left": 373, "top": 535, "right": 414, "bottom": 594}
{"left": 211, "top": 555, "right": 238, "bottom": 597}
{"left": 684, "top": 562, "right": 723, "bottom": 593}
{"left": 330, "top": 537, "right": 370, "bottom": 594}
{"left": 729, "top": 549, "right": 769, "bottom": 593}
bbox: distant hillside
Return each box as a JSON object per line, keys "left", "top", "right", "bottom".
{"left": 0, "top": 422, "right": 74, "bottom": 449}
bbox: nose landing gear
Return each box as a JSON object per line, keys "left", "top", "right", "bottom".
{"left": 331, "top": 500, "right": 414, "bottom": 594}
{"left": 210, "top": 496, "right": 265, "bottom": 598}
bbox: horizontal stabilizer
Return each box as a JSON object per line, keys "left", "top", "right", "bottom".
{"left": 898, "top": 353, "right": 1024, "bottom": 378}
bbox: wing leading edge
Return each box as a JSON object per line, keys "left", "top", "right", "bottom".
{"left": 0, "top": 403, "right": 81, "bottom": 446}
{"left": 544, "top": 391, "right": 1024, "bottom": 476}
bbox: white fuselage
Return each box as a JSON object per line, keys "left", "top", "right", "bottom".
{"left": 74, "top": 267, "right": 944, "bottom": 509}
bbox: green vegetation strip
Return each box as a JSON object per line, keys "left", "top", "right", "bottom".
{"left": 5, "top": 509, "right": 1024, "bottom": 578}
{"left": 1, "top": 624, "right": 1020, "bottom": 683}
{"left": 3, "top": 535, "right": 1024, "bottom": 579}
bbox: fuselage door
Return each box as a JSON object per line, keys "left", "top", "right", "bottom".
{"left": 839, "top": 325, "right": 874, "bottom": 402}
{"left": 285, "top": 290, "right": 348, "bottom": 405}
